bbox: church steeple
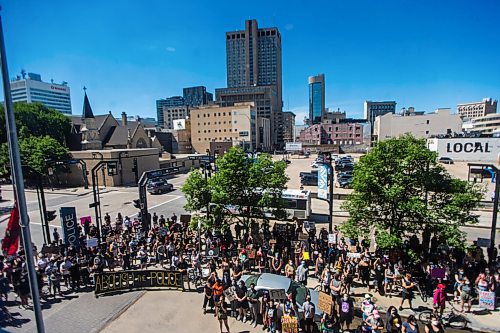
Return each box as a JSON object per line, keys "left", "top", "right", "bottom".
{"left": 82, "top": 87, "right": 94, "bottom": 119}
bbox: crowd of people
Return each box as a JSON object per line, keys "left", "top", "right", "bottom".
{"left": 0, "top": 210, "right": 499, "bottom": 333}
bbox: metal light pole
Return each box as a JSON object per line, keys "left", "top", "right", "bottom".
{"left": 0, "top": 10, "right": 45, "bottom": 332}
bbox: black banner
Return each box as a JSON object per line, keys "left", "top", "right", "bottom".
{"left": 95, "top": 270, "right": 184, "bottom": 296}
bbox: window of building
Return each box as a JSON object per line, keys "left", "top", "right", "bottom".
{"left": 425, "top": 130, "right": 429, "bottom": 135}
{"left": 426, "top": 120, "right": 430, "bottom": 124}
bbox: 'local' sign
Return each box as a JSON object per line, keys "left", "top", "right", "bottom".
{"left": 60, "top": 207, "right": 80, "bottom": 250}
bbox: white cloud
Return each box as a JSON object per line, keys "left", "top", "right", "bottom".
{"left": 166, "top": 47, "right": 176, "bottom": 52}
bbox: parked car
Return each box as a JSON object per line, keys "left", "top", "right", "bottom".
{"left": 337, "top": 177, "right": 353, "bottom": 188}
{"left": 311, "top": 161, "right": 319, "bottom": 168}
{"left": 336, "top": 162, "right": 354, "bottom": 172}
{"left": 337, "top": 170, "right": 353, "bottom": 178}
{"left": 301, "top": 174, "right": 318, "bottom": 186}
{"left": 241, "top": 273, "right": 323, "bottom": 319}
{"left": 147, "top": 179, "right": 173, "bottom": 194}
{"left": 438, "top": 157, "right": 454, "bottom": 164}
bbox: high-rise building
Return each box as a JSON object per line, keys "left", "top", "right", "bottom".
{"left": 156, "top": 96, "right": 185, "bottom": 127}
{"left": 364, "top": 101, "right": 397, "bottom": 134}
{"left": 282, "top": 111, "right": 296, "bottom": 143}
{"left": 10, "top": 72, "right": 72, "bottom": 114}
{"left": 162, "top": 105, "right": 189, "bottom": 130}
{"left": 220, "top": 19, "right": 283, "bottom": 147}
{"left": 457, "top": 98, "right": 497, "bottom": 120}
{"left": 183, "top": 86, "right": 213, "bottom": 107}
{"left": 308, "top": 74, "right": 325, "bottom": 125}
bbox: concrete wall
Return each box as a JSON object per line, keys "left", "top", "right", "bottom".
{"left": 427, "top": 137, "right": 500, "bottom": 162}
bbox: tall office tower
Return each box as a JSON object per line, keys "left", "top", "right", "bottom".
{"left": 156, "top": 96, "right": 185, "bottom": 127}
{"left": 183, "top": 86, "right": 213, "bottom": 107}
{"left": 364, "top": 100, "right": 397, "bottom": 134}
{"left": 308, "top": 74, "right": 325, "bottom": 125}
{"left": 220, "top": 19, "right": 283, "bottom": 147}
{"left": 10, "top": 72, "right": 72, "bottom": 114}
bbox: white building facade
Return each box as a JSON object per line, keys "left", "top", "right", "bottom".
{"left": 427, "top": 137, "right": 500, "bottom": 162}
{"left": 11, "top": 73, "right": 72, "bottom": 115}
{"left": 374, "top": 108, "right": 463, "bottom": 141}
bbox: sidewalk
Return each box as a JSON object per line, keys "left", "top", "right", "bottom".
{"left": 1, "top": 186, "right": 118, "bottom": 197}
{"left": 305, "top": 277, "right": 500, "bottom": 333}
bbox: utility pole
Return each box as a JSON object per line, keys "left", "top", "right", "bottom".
{"left": 0, "top": 10, "right": 45, "bottom": 332}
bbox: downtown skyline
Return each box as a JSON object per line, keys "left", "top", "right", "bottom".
{"left": 3, "top": 0, "right": 500, "bottom": 124}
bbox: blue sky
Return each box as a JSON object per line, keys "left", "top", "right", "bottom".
{"left": 3, "top": 0, "right": 500, "bottom": 124}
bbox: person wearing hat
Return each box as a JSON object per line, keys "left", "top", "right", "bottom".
{"left": 432, "top": 282, "right": 446, "bottom": 317}
{"left": 364, "top": 309, "right": 384, "bottom": 333}
{"left": 361, "top": 294, "right": 376, "bottom": 321}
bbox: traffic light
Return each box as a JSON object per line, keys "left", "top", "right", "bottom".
{"left": 46, "top": 210, "right": 57, "bottom": 221}
{"left": 133, "top": 199, "right": 141, "bottom": 209}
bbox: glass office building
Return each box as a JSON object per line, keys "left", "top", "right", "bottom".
{"left": 308, "top": 74, "right": 325, "bottom": 124}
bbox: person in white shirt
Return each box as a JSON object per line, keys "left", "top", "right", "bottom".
{"left": 60, "top": 257, "right": 72, "bottom": 289}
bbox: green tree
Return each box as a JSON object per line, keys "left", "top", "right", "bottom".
{"left": 0, "top": 103, "right": 71, "bottom": 175}
{"left": 341, "top": 135, "right": 483, "bottom": 250}
{"left": 182, "top": 147, "right": 289, "bottom": 231}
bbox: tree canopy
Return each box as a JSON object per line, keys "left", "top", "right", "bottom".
{"left": 341, "top": 135, "right": 483, "bottom": 250}
{"left": 182, "top": 147, "right": 289, "bottom": 231}
{"left": 0, "top": 102, "right": 71, "bottom": 175}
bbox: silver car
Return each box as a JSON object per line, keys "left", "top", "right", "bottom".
{"left": 240, "top": 273, "right": 323, "bottom": 319}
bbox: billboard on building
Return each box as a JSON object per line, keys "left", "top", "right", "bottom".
{"left": 427, "top": 138, "right": 500, "bottom": 162}
{"left": 286, "top": 142, "right": 302, "bottom": 151}
{"left": 173, "top": 119, "right": 186, "bottom": 130}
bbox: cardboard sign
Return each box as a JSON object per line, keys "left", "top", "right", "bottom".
{"left": 431, "top": 268, "right": 446, "bottom": 279}
{"left": 298, "top": 233, "right": 308, "bottom": 241}
{"left": 479, "top": 291, "right": 495, "bottom": 310}
{"left": 86, "top": 238, "right": 98, "bottom": 248}
{"left": 347, "top": 252, "right": 361, "bottom": 259}
{"left": 224, "top": 286, "right": 237, "bottom": 302}
{"left": 281, "top": 315, "right": 299, "bottom": 333}
{"left": 318, "top": 291, "right": 333, "bottom": 315}
{"left": 269, "top": 289, "right": 287, "bottom": 301}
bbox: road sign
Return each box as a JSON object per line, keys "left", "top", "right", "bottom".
{"left": 88, "top": 201, "right": 99, "bottom": 208}
{"left": 318, "top": 164, "right": 328, "bottom": 200}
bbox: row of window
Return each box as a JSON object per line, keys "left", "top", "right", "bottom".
{"left": 198, "top": 128, "right": 237, "bottom": 133}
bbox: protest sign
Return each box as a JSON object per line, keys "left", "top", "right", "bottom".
{"left": 205, "top": 247, "right": 220, "bottom": 258}
{"left": 95, "top": 270, "right": 183, "bottom": 296}
{"left": 269, "top": 289, "right": 287, "bottom": 301}
{"left": 80, "top": 216, "right": 92, "bottom": 225}
{"left": 430, "top": 268, "right": 446, "bottom": 279}
{"left": 302, "top": 251, "right": 310, "bottom": 260}
{"left": 281, "top": 315, "right": 299, "bottom": 333}
{"left": 318, "top": 291, "right": 333, "bottom": 315}
{"left": 479, "top": 291, "right": 495, "bottom": 310}
{"left": 328, "top": 234, "right": 336, "bottom": 244}
{"left": 86, "top": 238, "right": 98, "bottom": 248}
{"left": 60, "top": 207, "right": 79, "bottom": 250}
{"left": 224, "top": 286, "right": 237, "bottom": 302}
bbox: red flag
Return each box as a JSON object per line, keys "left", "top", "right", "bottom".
{"left": 2, "top": 202, "right": 20, "bottom": 255}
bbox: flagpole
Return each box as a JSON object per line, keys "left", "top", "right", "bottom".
{"left": 0, "top": 9, "right": 45, "bottom": 333}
